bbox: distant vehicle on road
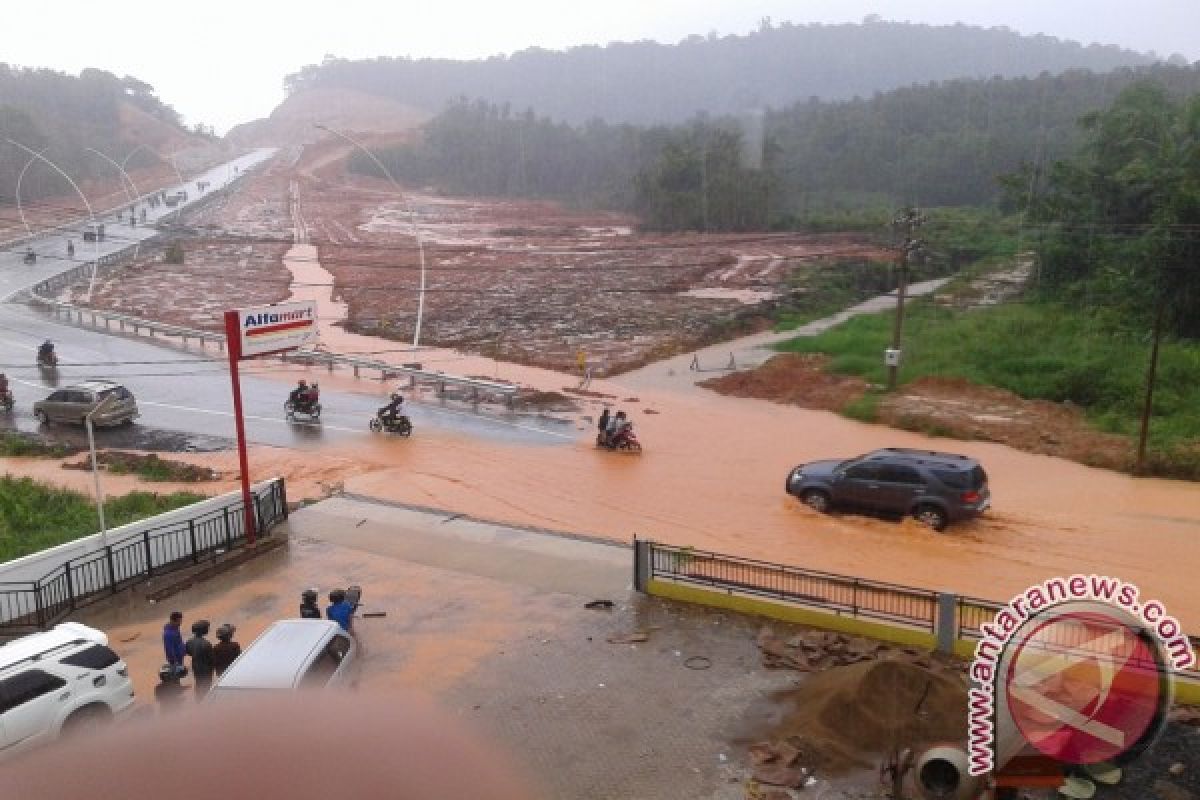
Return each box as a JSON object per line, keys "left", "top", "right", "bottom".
{"left": 785, "top": 447, "right": 990, "bottom": 531}
{"left": 81, "top": 222, "right": 105, "bottom": 242}
{"left": 207, "top": 620, "right": 355, "bottom": 700}
{"left": 33, "top": 380, "right": 138, "bottom": 427}
{"left": 0, "top": 622, "right": 135, "bottom": 761}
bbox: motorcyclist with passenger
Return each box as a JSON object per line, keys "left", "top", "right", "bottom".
{"left": 378, "top": 392, "right": 405, "bottom": 426}
{"left": 37, "top": 340, "right": 55, "bottom": 366}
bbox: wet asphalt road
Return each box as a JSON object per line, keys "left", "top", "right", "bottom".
{"left": 0, "top": 151, "right": 571, "bottom": 452}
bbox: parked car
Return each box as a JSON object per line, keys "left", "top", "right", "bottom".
{"left": 206, "top": 620, "right": 355, "bottom": 701}
{"left": 0, "top": 622, "right": 135, "bottom": 760}
{"left": 33, "top": 380, "right": 138, "bottom": 427}
{"left": 785, "top": 447, "right": 990, "bottom": 531}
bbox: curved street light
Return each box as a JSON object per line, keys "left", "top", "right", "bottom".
{"left": 313, "top": 123, "right": 428, "bottom": 348}
{"left": 5, "top": 138, "right": 102, "bottom": 300}
{"left": 86, "top": 147, "right": 141, "bottom": 202}
{"left": 15, "top": 145, "right": 52, "bottom": 237}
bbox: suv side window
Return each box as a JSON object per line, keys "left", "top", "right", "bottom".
{"left": 879, "top": 465, "right": 923, "bottom": 485}
{"left": 67, "top": 391, "right": 92, "bottom": 404}
{"left": 300, "top": 649, "right": 340, "bottom": 688}
{"left": 0, "top": 669, "right": 67, "bottom": 714}
{"left": 843, "top": 463, "right": 881, "bottom": 480}
{"left": 60, "top": 644, "right": 120, "bottom": 670}
{"left": 47, "top": 391, "right": 67, "bottom": 402}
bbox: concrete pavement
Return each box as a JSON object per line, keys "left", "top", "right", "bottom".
{"left": 73, "top": 494, "right": 801, "bottom": 800}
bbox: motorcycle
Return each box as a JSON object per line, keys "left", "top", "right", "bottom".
{"left": 284, "top": 393, "right": 322, "bottom": 421}
{"left": 369, "top": 412, "right": 413, "bottom": 437}
{"left": 596, "top": 423, "right": 642, "bottom": 453}
{"left": 0, "top": 389, "right": 13, "bottom": 413}
{"left": 23, "top": 250, "right": 36, "bottom": 265}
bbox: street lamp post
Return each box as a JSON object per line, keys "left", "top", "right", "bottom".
{"left": 85, "top": 394, "right": 118, "bottom": 551}
{"left": 313, "top": 123, "right": 428, "bottom": 348}
{"left": 5, "top": 139, "right": 101, "bottom": 300}
{"left": 15, "top": 145, "right": 51, "bottom": 238}
{"left": 87, "top": 147, "right": 143, "bottom": 259}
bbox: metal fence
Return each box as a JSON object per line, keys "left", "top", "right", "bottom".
{"left": 0, "top": 478, "right": 287, "bottom": 634}
{"left": 637, "top": 540, "right": 939, "bottom": 631}
{"left": 636, "top": 540, "right": 1200, "bottom": 680}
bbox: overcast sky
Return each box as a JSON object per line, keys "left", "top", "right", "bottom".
{"left": 4, "top": 0, "right": 1197, "bottom": 134}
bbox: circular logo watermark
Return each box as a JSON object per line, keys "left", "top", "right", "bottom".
{"left": 1003, "top": 604, "right": 1171, "bottom": 766}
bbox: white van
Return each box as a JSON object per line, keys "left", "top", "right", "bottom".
{"left": 0, "top": 623, "right": 135, "bottom": 759}
{"left": 207, "top": 620, "right": 354, "bottom": 700}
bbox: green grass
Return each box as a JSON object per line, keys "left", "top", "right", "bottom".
{"left": 777, "top": 300, "right": 1200, "bottom": 465}
{"left": 0, "top": 433, "right": 75, "bottom": 459}
{"left": 0, "top": 476, "right": 206, "bottom": 561}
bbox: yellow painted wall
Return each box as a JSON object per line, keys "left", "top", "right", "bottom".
{"left": 645, "top": 578, "right": 1200, "bottom": 704}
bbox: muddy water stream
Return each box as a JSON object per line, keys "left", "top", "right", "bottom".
{"left": 278, "top": 246, "right": 1200, "bottom": 627}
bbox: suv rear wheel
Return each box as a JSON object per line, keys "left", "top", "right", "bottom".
{"left": 914, "top": 505, "right": 949, "bottom": 532}
{"left": 34, "top": 409, "right": 48, "bottom": 424}
{"left": 800, "top": 489, "right": 831, "bottom": 514}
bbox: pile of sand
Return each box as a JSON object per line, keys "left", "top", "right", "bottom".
{"left": 770, "top": 658, "right": 967, "bottom": 773}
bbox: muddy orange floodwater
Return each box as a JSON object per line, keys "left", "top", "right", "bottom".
{"left": 278, "top": 243, "right": 1200, "bottom": 627}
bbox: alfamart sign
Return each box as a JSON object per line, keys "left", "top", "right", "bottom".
{"left": 967, "top": 575, "right": 1194, "bottom": 776}
{"left": 237, "top": 301, "right": 317, "bottom": 357}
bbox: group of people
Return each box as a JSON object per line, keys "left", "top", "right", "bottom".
{"left": 300, "top": 587, "right": 355, "bottom": 633}
{"left": 288, "top": 379, "right": 320, "bottom": 411}
{"left": 158, "top": 611, "right": 241, "bottom": 708}
{"left": 596, "top": 407, "right": 633, "bottom": 446}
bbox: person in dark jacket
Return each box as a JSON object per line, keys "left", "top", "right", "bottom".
{"left": 326, "top": 589, "right": 353, "bottom": 633}
{"left": 211, "top": 624, "right": 242, "bottom": 676}
{"left": 300, "top": 588, "right": 322, "bottom": 619}
{"left": 597, "top": 408, "right": 611, "bottom": 443}
{"left": 162, "top": 611, "right": 186, "bottom": 670}
{"left": 185, "top": 619, "right": 215, "bottom": 695}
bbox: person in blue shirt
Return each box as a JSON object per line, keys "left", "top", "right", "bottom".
{"left": 326, "top": 589, "right": 353, "bottom": 633}
{"left": 162, "top": 611, "right": 186, "bottom": 669}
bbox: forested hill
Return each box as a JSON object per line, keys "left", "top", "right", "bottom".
{"left": 285, "top": 18, "right": 1157, "bottom": 125}
{"left": 360, "top": 63, "right": 1200, "bottom": 225}
{"left": 0, "top": 65, "right": 191, "bottom": 202}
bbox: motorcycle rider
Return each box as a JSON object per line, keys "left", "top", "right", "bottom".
{"left": 37, "top": 340, "right": 55, "bottom": 365}
{"left": 597, "top": 408, "right": 611, "bottom": 443}
{"left": 66, "top": 239, "right": 75, "bottom": 258}
{"left": 378, "top": 392, "right": 406, "bottom": 427}
{"left": 23, "top": 247, "right": 35, "bottom": 264}
{"left": 605, "top": 411, "right": 625, "bottom": 447}
{"left": 300, "top": 588, "right": 322, "bottom": 619}
{"left": 288, "top": 379, "right": 309, "bottom": 409}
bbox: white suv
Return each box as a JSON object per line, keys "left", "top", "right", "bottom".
{"left": 0, "top": 622, "right": 135, "bottom": 759}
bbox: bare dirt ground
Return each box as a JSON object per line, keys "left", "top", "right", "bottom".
{"left": 700, "top": 353, "right": 1138, "bottom": 471}
{"left": 285, "top": 144, "right": 892, "bottom": 373}
{"left": 70, "top": 157, "right": 295, "bottom": 329}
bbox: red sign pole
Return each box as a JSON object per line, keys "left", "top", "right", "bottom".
{"left": 223, "top": 310, "right": 256, "bottom": 544}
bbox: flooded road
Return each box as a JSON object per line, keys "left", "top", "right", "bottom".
{"left": 266, "top": 235, "right": 1200, "bottom": 625}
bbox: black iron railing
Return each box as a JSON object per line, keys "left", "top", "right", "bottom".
{"left": 639, "top": 540, "right": 938, "bottom": 631}
{"left": 0, "top": 479, "right": 287, "bottom": 634}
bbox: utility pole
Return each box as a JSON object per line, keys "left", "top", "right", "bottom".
{"left": 887, "top": 207, "right": 926, "bottom": 391}
{"left": 1135, "top": 296, "right": 1166, "bottom": 473}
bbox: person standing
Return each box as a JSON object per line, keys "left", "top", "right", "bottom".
{"left": 211, "top": 624, "right": 242, "bottom": 677}
{"left": 162, "top": 611, "right": 186, "bottom": 672}
{"left": 185, "top": 619, "right": 215, "bottom": 696}
{"left": 300, "top": 589, "right": 322, "bottom": 619}
{"left": 326, "top": 589, "right": 354, "bottom": 633}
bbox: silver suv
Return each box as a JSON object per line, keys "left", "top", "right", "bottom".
{"left": 0, "top": 623, "right": 135, "bottom": 760}
{"left": 33, "top": 380, "right": 138, "bottom": 427}
{"left": 785, "top": 447, "right": 990, "bottom": 531}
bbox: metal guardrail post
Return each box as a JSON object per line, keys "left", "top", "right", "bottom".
{"left": 189, "top": 519, "right": 199, "bottom": 564}
{"left": 143, "top": 531, "right": 154, "bottom": 577}
{"left": 107, "top": 546, "right": 117, "bottom": 593}
{"left": 633, "top": 537, "right": 651, "bottom": 593}
{"left": 34, "top": 581, "right": 45, "bottom": 630}
{"left": 64, "top": 567, "right": 76, "bottom": 611}
{"left": 223, "top": 507, "right": 234, "bottom": 549}
{"left": 851, "top": 578, "right": 860, "bottom": 617}
{"left": 936, "top": 592, "right": 958, "bottom": 653}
